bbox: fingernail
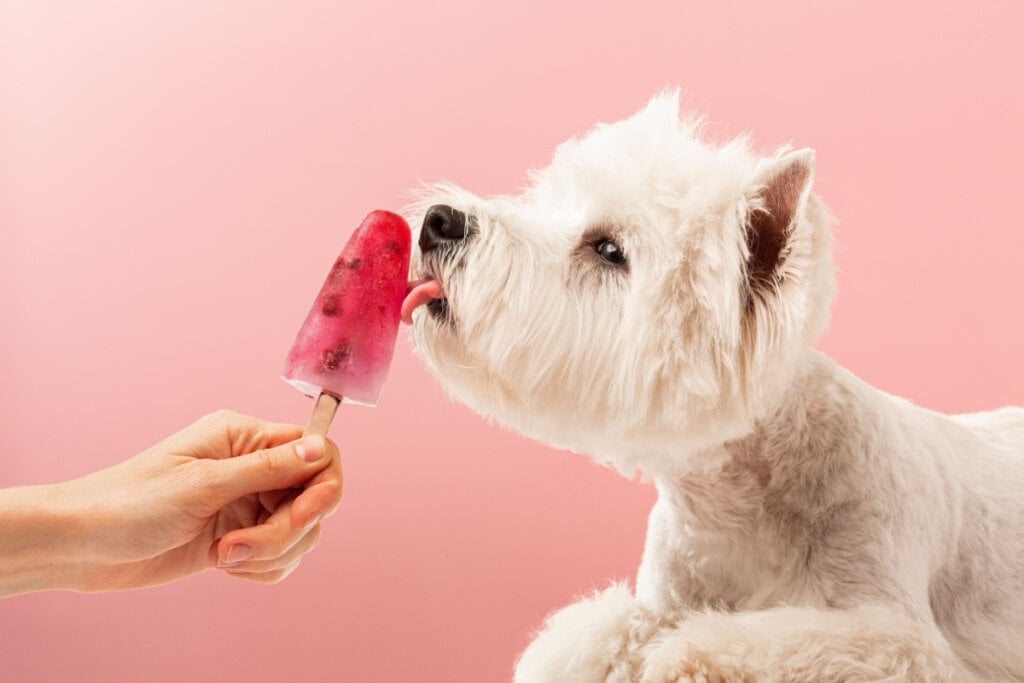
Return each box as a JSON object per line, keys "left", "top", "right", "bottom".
{"left": 295, "top": 436, "right": 324, "bottom": 462}
{"left": 224, "top": 544, "right": 253, "bottom": 564}
{"left": 304, "top": 513, "right": 322, "bottom": 530}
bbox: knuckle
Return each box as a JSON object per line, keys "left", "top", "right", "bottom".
{"left": 204, "top": 409, "right": 238, "bottom": 428}
{"left": 252, "top": 449, "right": 280, "bottom": 477}
{"left": 319, "top": 482, "right": 343, "bottom": 511}
{"left": 328, "top": 481, "right": 343, "bottom": 502}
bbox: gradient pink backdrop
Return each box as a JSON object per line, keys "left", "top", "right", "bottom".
{"left": 2, "top": 2, "right": 1022, "bottom": 681}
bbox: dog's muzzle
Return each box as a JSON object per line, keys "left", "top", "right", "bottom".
{"left": 401, "top": 204, "right": 469, "bottom": 325}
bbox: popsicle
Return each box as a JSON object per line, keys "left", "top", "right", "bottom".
{"left": 282, "top": 210, "right": 411, "bottom": 435}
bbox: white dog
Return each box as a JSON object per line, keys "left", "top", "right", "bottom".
{"left": 400, "top": 91, "right": 1024, "bottom": 682}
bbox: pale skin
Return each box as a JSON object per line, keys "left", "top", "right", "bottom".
{"left": 0, "top": 410, "right": 342, "bottom": 598}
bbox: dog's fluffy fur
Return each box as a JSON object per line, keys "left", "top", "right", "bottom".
{"left": 405, "top": 91, "right": 1024, "bottom": 681}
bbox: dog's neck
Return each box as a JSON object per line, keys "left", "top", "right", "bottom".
{"left": 665, "top": 349, "right": 886, "bottom": 520}
{"left": 645, "top": 349, "right": 897, "bottom": 609}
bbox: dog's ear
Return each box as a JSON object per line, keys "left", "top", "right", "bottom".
{"left": 743, "top": 149, "right": 815, "bottom": 303}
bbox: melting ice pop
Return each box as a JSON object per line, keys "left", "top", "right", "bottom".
{"left": 282, "top": 210, "right": 411, "bottom": 435}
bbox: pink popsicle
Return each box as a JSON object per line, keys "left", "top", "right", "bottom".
{"left": 282, "top": 211, "right": 411, "bottom": 430}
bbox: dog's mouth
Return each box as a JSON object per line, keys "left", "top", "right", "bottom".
{"left": 401, "top": 277, "right": 446, "bottom": 325}
{"left": 403, "top": 207, "right": 475, "bottom": 326}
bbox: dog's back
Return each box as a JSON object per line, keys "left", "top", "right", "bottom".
{"left": 923, "top": 406, "right": 1024, "bottom": 679}
{"left": 954, "top": 406, "right": 1024, "bottom": 452}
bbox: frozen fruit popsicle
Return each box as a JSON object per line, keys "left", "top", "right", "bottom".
{"left": 282, "top": 210, "right": 411, "bottom": 435}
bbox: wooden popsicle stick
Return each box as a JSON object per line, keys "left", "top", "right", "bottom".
{"left": 304, "top": 392, "right": 340, "bottom": 436}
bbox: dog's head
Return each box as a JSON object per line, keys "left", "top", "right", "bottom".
{"left": 403, "top": 91, "right": 834, "bottom": 476}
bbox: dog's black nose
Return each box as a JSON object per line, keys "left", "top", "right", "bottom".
{"left": 420, "top": 204, "right": 467, "bottom": 252}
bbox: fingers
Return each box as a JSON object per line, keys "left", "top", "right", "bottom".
{"left": 210, "top": 493, "right": 324, "bottom": 583}
{"left": 216, "top": 493, "right": 306, "bottom": 566}
{"left": 290, "top": 437, "right": 343, "bottom": 527}
{"left": 253, "top": 438, "right": 342, "bottom": 524}
{"left": 224, "top": 524, "right": 322, "bottom": 579}
{"left": 167, "top": 410, "right": 303, "bottom": 462}
{"left": 218, "top": 412, "right": 304, "bottom": 458}
{"left": 196, "top": 427, "right": 342, "bottom": 586}
{"left": 224, "top": 562, "right": 301, "bottom": 585}
{"left": 202, "top": 435, "right": 331, "bottom": 504}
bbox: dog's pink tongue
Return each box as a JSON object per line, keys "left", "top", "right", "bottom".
{"left": 401, "top": 279, "right": 444, "bottom": 325}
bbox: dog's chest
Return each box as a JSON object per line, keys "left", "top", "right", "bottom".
{"left": 638, "top": 491, "right": 825, "bottom": 613}
{"left": 636, "top": 452, "right": 893, "bottom": 615}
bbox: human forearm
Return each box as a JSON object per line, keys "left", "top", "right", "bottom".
{"left": 0, "top": 411, "right": 340, "bottom": 596}
{"left": 0, "top": 482, "right": 85, "bottom": 598}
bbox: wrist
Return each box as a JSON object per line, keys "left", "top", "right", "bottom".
{"left": 0, "top": 481, "right": 89, "bottom": 597}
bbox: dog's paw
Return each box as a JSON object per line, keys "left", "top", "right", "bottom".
{"left": 638, "top": 606, "right": 967, "bottom": 683}
{"left": 514, "top": 583, "right": 662, "bottom": 683}
{"left": 640, "top": 633, "right": 761, "bottom": 683}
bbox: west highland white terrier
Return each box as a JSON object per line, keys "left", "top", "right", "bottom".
{"left": 400, "top": 91, "right": 1024, "bottom": 682}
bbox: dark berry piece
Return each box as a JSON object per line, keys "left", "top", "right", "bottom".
{"left": 320, "top": 343, "right": 351, "bottom": 371}
{"left": 321, "top": 296, "right": 340, "bottom": 316}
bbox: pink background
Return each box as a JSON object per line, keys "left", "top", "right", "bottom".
{"left": 2, "top": 2, "right": 1022, "bottom": 681}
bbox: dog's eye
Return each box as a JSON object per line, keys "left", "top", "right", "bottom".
{"left": 594, "top": 238, "right": 627, "bottom": 266}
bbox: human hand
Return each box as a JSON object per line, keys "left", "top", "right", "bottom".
{"left": 58, "top": 410, "right": 342, "bottom": 591}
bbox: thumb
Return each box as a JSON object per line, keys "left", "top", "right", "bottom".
{"left": 205, "top": 435, "right": 330, "bottom": 502}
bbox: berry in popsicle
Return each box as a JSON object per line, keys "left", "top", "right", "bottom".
{"left": 282, "top": 210, "right": 411, "bottom": 432}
